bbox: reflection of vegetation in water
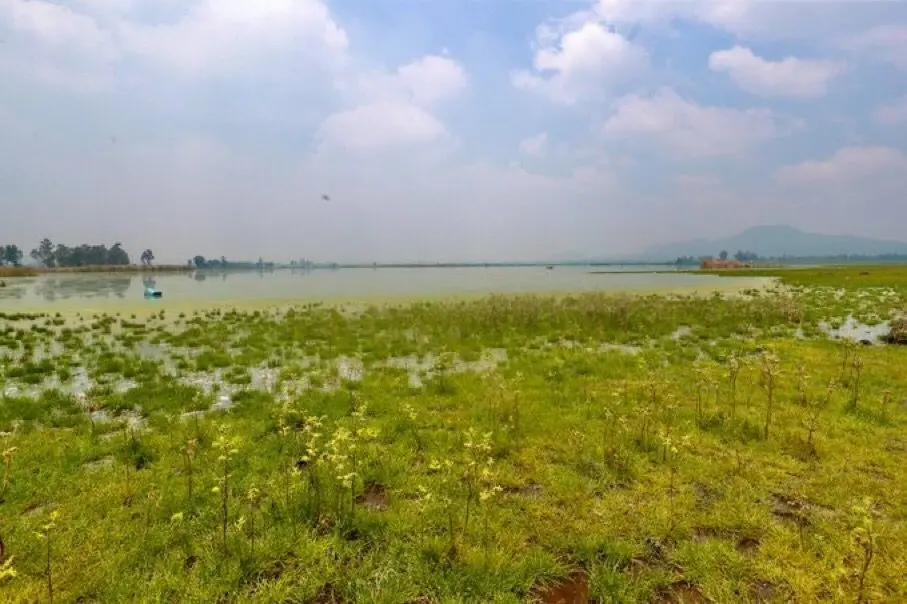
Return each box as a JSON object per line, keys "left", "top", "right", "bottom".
{"left": 32, "top": 276, "right": 133, "bottom": 301}
{"left": 0, "top": 265, "right": 906, "bottom": 602}
{"left": 0, "top": 281, "right": 27, "bottom": 299}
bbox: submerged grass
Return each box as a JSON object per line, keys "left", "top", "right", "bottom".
{"left": 0, "top": 281, "right": 906, "bottom": 602}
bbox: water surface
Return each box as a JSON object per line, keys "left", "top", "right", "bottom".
{"left": 0, "top": 267, "right": 765, "bottom": 312}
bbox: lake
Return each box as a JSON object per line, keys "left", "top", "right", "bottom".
{"left": 0, "top": 267, "right": 767, "bottom": 312}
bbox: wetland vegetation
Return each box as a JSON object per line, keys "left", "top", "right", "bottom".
{"left": 1, "top": 266, "right": 906, "bottom": 602}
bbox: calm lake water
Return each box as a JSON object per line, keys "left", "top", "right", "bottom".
{"left": 0, "top": 267, "right": 761, "bottom": 311}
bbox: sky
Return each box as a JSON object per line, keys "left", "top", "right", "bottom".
{"left": 1, "top": 0, "right": 906, "bottom": 264}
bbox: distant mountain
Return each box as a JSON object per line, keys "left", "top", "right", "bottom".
{"left": 634, "top": 226, "right": 907, "bottom": 262}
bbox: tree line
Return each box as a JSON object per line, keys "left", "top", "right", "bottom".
{"left": 676, "top": 250, "right": 907, "bottom": 265}
{"left": 0, "top": 238, "right": 156, "bottom": 268}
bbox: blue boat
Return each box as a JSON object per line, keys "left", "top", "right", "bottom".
{"left": 144, "top": 287, "right": 163, "bottom": 299}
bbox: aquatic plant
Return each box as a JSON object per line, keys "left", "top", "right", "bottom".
{"left": 212, "top": 426, "right": 240, "bottom": 552}
{"left": 759, "top": 351, "right": 781, "bottom": 439}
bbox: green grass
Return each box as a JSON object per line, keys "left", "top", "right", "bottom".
{"left": 695, "top": 263, "right": 907, "bottom": 289}
{"left": 0, "top": 286, "right": 905, "bottom": 602}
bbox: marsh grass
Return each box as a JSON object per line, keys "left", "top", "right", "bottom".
{"left": 0, "top": 282, "right": 906, "bottom": 601}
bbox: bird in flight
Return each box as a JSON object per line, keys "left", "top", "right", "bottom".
{"left": 322, "top": 193, "right": 331, "bottom": 201}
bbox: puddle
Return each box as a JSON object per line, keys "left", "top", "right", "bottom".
{"left": 599, "top": 343, "right": 643, "bottom": 355}
{"left": 671, "top": 326, "right": 693, "bottom": 341}
{"left": 818, "top": 316, "right": 890, "bottom": 345}
{"left": 84, "top": 456, "right": 114, "bottom": 472}
{"left": 355, "top": 482, "right": 389, "bottom": 511}
{"left": 534, "top": 570, "right": 590, "bottom": 604}
{"left": 336, "top": 357, "right": 364, "bottom": 382}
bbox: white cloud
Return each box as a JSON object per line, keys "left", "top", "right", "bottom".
{"left": 601, "top": 88, "right": 784, "bottom": 158}
{"left": 775, "top": 146, "right": 907, "bottom": 185}
{"left": 512, "top": 19, "right": 647, "bottom": 105}
{"left": 844, "top": 25, "right": 907, "bottom": 71}
{"left": 874, "top": 95, "right": 907, "bottom": 125}
{"left": 0, "top": 0, "right": 350, "bottom": 87}
{"left": 708, "top": 46, "right": 844, "bottom": 98}
{"left": 592, "top": 0, "right": 903, "bottom": 42}
{"left": 117, "top": 0, "right": 349, "bottom": 79}
{"left": 318, "top": 102, "right": 448, "bottom": 151}
{"left": 674, "top": 174, "right": 732, "bottom": 207}
{"left": 319, "top": 54, "right": 468, "bottom": 151}
{"left": 519, "top": 133, "right": 548, "bottom": 156}
{"left": 395, "top": 55, "right": 468, "bottom": 106}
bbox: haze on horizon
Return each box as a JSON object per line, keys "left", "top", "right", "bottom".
{"left": 1, "top": 0, "right": 906, "bottom": 265}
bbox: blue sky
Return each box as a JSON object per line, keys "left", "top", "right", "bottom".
{"left": 1, "top": 0, "right": 906, "bottom": 263}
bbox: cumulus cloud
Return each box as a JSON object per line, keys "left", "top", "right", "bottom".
{"left": 601, "top": 88, "right": 785, "bottom": 158}
{"left": 1, "top": 0, "right": 907, "bottom": 262}
{"left": 318, "top": 102, "right": 449, "bottom": 151}
{"left": 708, "top": 46, "right": 844, "bottom": 98}
{"left": 518, "top": 133, "right": 549, "bottom": 156}
{"left": 775, "top": 146, "right": 907, "bottom": 185}
{"left": 318, "top": 54, "right": 468, "bottom": 151}
{"left": 844, "top": 25, "right": 907, "bottom": 71}
{"left": 874, "top": 95, "right": 907, "bottom": 125}
{"left": 511, "top": 19, "right": 647, "bottom": 105}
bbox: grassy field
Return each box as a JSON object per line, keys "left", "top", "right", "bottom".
{"left": 694, "top": 264, "right": 907, "bottom": 289}
{"left": 1, "top": 268, "right": 906, "bottom": 602}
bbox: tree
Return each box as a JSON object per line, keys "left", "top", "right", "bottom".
{"left": 719, "top": 250, "right": 729, "bottom": 260}
{"left": 30, "top": 238, "right": 56, "bottom": 268}
{"left": 107, "top": 242, "right": 130, "bottom": 266}
{"left": 2, "top": 244, "right": 23, "bottom": 267}
{"left": 193, "top": 255, "right": 207, "bottom": 269}
{"left": 140, "top": 249, "right": 155, "bottom": 266}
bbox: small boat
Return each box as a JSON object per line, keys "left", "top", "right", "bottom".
{"left": 144, "top": 287, "right": 163, "bottom": 299}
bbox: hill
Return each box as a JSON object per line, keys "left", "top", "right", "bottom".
{"left": 634, "top": 225, "right": 907, "bottom": 262}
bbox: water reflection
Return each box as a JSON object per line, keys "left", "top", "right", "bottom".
{"left": 33, "top": 275, "right": 132, "bottom": 302}
{"left": 0, "top": 281, "right": 27, "bottom": 300}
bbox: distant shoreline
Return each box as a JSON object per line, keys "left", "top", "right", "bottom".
{"left": 1, "top": 262, "right": 674, "bottom": 279}
{"left": 0, "top": 265, "right": 193, "bottom": 278}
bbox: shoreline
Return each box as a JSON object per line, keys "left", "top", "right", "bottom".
{"left": 0, "top": 276, "right": 776, "bottom": 318}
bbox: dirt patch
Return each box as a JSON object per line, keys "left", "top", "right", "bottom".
{"left": 692, "top": 526, "right": 735, "bottom": 542}
{"left": 770, "top": 493, "right": 809, "bottom": 527}
{"left": 184, "top": 555, "right": 199, "bottom": 571}
{"left": 653, "top": 581, "right": 708, "bottom": 604}
{"left": 307, "top": 583, "right": 346, "bottom": 604}
{"left": 355, "top": 482, "right": 389, "bottom": 511}
{"left": 627, "top": 557, "right": 653, "bottom": 578}
{"left": 258, "top": 554, "right": 297, "bottom": 581}
{"left": 504, "top": 483, "right": 545, "bottom": 499}
{"left": 22, "top": 502, "right": 53, "bottom": 517}
{"left": 736, "top": 537, "right": 761, "bottom": 555}
{"left": 692, "top": 482, "right": 720, "bottom": 510}
{"left": 748, "top": 581, "right": 777, "bottom": 603}
{"left": 533, "top": 570, "right": 590, "bottom": 604}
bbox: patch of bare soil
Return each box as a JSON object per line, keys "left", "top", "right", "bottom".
{"left": 653, "top": 581, "right": 708, "bottom": 604}
{"left": 534, "top": 570, "right": 591, "bottom": 604}
{"left": 355, "top": 482, "right": 389, "bottom": 511}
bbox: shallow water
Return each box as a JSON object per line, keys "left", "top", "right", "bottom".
{"left": 0, "top": 267, "right": 767, "bottom": 312}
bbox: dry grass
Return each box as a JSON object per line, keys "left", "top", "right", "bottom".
{"left": 0, "top": 267, "right": 39, "bottom": 278}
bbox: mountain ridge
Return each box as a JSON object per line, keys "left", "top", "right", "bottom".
{"left": 628, "top": 226, "right": 907, "bottom": 262}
